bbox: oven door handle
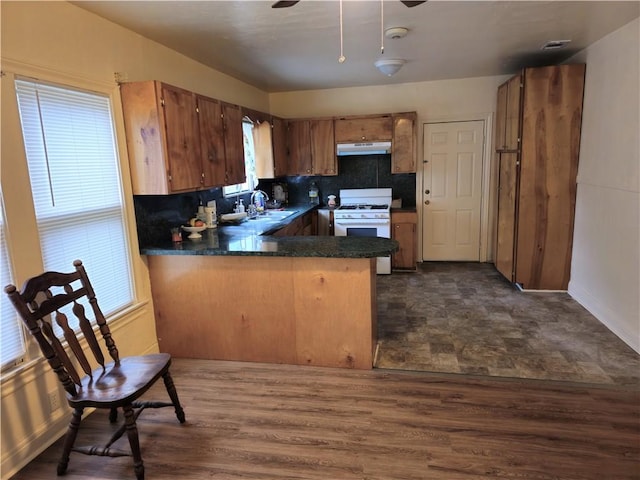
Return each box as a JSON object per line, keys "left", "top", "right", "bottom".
{"left": 335, "top": 219, "right": 390, "bottom": 225}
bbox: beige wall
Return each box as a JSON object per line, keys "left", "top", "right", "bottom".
{"left": 0, "top": 2, "right": 269, "bottom": 476}
{"left": 270, "top": 75, "right": 508, "bottom": 262}
{"left": 2, "top": 0, "right": 637, "bottom": 476}
{"left": 567, "top": 18, "right": 640, "bottom": 352}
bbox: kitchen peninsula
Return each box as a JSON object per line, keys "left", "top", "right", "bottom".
{"left": 141, "top": 205, "right": 398, "bottom": 370}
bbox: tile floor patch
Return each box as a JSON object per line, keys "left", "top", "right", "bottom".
{"left": 375, "top": 262, "right": 640, "bottom": 387}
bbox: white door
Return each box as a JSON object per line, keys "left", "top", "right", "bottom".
{"left": 423, "top": 121, "right": 484, "bottom": 261}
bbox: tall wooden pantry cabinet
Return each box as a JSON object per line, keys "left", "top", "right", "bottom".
{"left": 494, "top": 64, "right": 585, "bottom": 290}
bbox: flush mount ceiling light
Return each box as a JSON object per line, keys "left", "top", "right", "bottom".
{"left": 375, "top": 58, "right": 406, "bottom": 76}
{"left": 385, "top": 27, "right": 409, "bottom": 39}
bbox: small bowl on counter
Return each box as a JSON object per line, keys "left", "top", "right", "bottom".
{"left": 181, "top": 225, "right": 207, "bottom": 239}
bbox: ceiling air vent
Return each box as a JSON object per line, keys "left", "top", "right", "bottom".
{"left": 541, "top": 39, "right": 571, "bottom": 50}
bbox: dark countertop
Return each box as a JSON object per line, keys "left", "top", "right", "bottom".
{"left": 140, "top": 204, "right": 398, "bottom": 258}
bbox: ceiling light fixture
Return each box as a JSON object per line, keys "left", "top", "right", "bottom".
{"left": 375, "top": 58, "right": 406, "bottom": 76}
{"left": 385, "top": 27, "right": 409, "bottom": 39}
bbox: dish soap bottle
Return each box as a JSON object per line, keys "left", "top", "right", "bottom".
{"left": 309, "top": 181, "right": 319, "bottom": 205}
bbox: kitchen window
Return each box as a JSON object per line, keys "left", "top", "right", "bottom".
{"left": 13, "top": 78, "right": 133, "bottom": 336}
{"left": 223, "top": 118, "right": 257, "bottom": 196}
{"left": 0, "top": 194, "right": 26, "bottom": 371}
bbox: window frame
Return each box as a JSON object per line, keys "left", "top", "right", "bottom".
{"left": 0, "top": 64, "right": 141, "bottom": 378}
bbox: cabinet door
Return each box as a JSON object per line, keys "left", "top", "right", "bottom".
{"left": 392, "top": 112, "right": 416, "bottom": 173}
{"left": 311, "top": 119, "right": 336, "bottom": 175}
{"left": 120, "top": 81, "right": 170, "bottom": 195}
{"left": 391, "top": 211, "right": 417, "bottom": 270}
{"left": 495, "top": 152, "right": 518, "bottom": 282}
{"left": 334, "top": 116, "right": 393, "bottom": 143}
{"left": 495, "top": 81, "right": 508, "bottom": 150}
{"left": 515, "top": 64, "right": 585, "bottom": 290}
{"left": 288, "top": 120, "right": 312, "bottom": 175}
{"left": 197, "top": 95, "right": 226, "bottom": 188}
{"left": 161, "top": 83, "right": 202, "bottom": 192}
{"left": 222, "top": 103, "right": 245, "bottom": 185}
{"left": 504, "top": 74, "right": 522, "bottom": 151}
{"left": 271, "top": 116, "right": 289, "bottom": 177}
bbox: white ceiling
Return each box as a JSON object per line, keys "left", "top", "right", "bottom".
{"left": 72, "top": 0, "right": 639, "bottom": 93}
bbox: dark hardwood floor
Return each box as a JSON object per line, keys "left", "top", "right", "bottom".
{"left": 11, "top": 358, "right": 640, "bottom": 480}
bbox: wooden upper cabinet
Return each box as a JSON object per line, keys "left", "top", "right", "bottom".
{"left": 495, "top": 74, "right": 523, "bottom": 151}
{"left": 196, "top": 95, "right": 226, "bottom": 188}
{"left": 221, "top": 102, "right": 245, "bottom": 185}
{"left": 310, "top": 119, "right": 336, "bottom": 175}
{"left": 334, "top": 115, "right": 393, "bottom": 143}
{"left": 392, "top": 112, "right": 417, "bottom": 173}
{"left": 288, "top": 119, "right": 312, "bottom": 175}
{"left": 159, "top": 84, "right": 202, "bottom": 192}
{"left": 121, "top": 81, "right": 249, "bottom": 194}
{"left": 271, "top": 116, "right": 289, "bottom": 177}
{"left": 121, "top": 81, "right": 202, "bottom": 194}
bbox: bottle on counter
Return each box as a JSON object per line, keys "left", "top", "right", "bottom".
{"left": 309, "top": 181, "right": 319, "bottom": 205}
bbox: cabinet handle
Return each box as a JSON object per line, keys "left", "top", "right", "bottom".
{"left": 424, "top": 200, "right": 430, "bottom": 205}
{"left": 425, "top": 189, "right": 430, "bottom": 195}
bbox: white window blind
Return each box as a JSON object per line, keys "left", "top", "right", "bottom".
{"left": 14, "top": 78, "right": 133, "bottom": 329}
{"left": 0, "top": 198, "right": 26, "bottom": 369}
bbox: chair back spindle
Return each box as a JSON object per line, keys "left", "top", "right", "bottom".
{"left": 4, "top": 259, "right": 120, "bottom": 397}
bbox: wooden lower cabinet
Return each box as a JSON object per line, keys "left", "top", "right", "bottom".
{"left": 391, "top": 211, "right": 417, "bottom": 270}
{"left": 148, "top": 255, "right": 377, "bottom": 369}
{"left": 272, "top": 211, "right": 315, "bottom": 236}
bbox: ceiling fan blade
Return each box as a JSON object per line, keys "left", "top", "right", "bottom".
{"left": 272, "top": 1, "right": 300, "bottom": 8}
{"left": 400, "top": 1, "right": 427, "bottom": 7}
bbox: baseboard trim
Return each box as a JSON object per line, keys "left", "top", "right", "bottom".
{"left": 569, "top": 282, "right": 640, "bottom": 353}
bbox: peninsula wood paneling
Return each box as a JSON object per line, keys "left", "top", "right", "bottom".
{"left": 148, "top": 255, "right": 376, "bottom": 369}
{"left": 13, "top": 359, "right": 640, "bottom": 480}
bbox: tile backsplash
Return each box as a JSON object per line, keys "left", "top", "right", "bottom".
{"left": 133, "top": 153, "right": 416, "bottom": 245}
{"left": 260, "top": 154, "right": 416, "bottom": 207}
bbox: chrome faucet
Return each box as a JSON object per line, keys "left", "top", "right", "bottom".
{"left": 251, "top": 190, "right": 269, "bottom": 214}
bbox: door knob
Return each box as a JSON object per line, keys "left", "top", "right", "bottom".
{"left": 424, "top": 200, "right": 430, "bottom": 205}
{"left": 425, "top": 189, "right": 430, "bottom": 195}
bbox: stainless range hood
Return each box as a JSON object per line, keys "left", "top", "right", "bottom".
{"left": 336, "top": 141, "right": 391, "bottom": 156}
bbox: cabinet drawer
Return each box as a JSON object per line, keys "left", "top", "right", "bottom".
{"left": 334, "top": 116, "right": 393, "bottom": 143}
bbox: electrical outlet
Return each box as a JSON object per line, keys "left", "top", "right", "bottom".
{"left": 48, "top": 390, "right": 60, "bottom": 413}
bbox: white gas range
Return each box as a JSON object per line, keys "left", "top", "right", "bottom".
{"left": 334, "top": 188, "right": 392, "bottom": 274}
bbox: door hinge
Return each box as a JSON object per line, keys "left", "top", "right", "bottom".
{"left": 160, "top": 98, "right": 165, "bottom": 107}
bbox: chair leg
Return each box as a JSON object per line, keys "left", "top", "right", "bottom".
{"left": 58, "top": 407, "right": 83, "bottom": 475}
{"left": 162, "top": 371, "right": 185, "bottom": 423}
{"left": 109, "top": 407, "right": 118, "bottom": 423}
{"left": 123, "top": 404, "right": 145, "bottom": 480}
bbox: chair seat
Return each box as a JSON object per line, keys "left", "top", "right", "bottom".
{"left": 70, "top": 353, "right": 172, "bottom": 408}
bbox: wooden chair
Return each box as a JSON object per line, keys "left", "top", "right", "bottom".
{"left": 4, "top": 260, "right": 185, "bottom": 479}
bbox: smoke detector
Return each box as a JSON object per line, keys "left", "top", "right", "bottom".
{"left": 384, "top": 27, "right": 409, "bottom": 40}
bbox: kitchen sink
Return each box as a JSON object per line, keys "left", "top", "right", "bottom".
{"left": 250, "top": 210, "right": 295, "bottom": 222}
